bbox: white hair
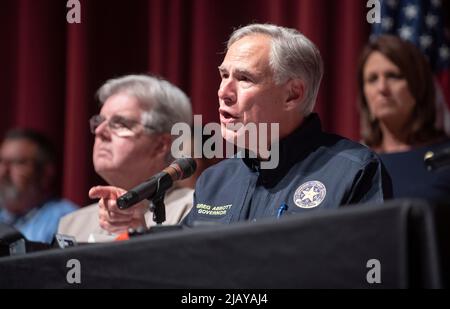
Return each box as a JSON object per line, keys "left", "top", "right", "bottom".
{"left": 228, "top": 24, "right": 324, "bottom": 115}
{"left": 97, "top": 74, "right": 192, "bottom": 133}
{"left": 97, "top": 74, "right": 193, "bottom": 162}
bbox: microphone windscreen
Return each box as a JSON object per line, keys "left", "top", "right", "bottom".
{"left": 172, "top": 157, "right": 197, "bottom": 180}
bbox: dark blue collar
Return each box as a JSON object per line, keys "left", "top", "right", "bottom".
{"left": 243, "top": 113, "right": 324, "bottom": 187}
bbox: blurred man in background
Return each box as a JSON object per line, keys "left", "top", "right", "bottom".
{"left": 0, "top": 129, "right": 77, "bottom": 243}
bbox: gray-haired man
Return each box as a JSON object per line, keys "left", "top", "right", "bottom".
{"left": 183, "top": 23, "right": 392, "bottom": 225}
{"left": 58, "top": 75, "right": 194, "bottom": 242}
{"left": 91, "top": 24, "right": 392, "bottom": 230}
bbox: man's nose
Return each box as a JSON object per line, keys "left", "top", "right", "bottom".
{"left": 95, "top": 120, "right": 111, "bottom": 140}
{"left": 218, "top": 79, "right": 237, "bottom": 105}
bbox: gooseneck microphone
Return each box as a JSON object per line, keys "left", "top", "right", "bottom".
{"left": 117, "top": 157, "right": 197, "bottom": 210}
{"left": 424, "top": 148, "right": 450, "bottom": 171}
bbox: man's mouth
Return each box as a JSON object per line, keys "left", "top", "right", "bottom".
{"left": 95, "top": 147, "right": 112, "bottom": 156}
{"left": 0, "top": 180, "right": 19, "bottom": 202}
{"left": 219, "top": 109, "right": 240, "bottom": 124}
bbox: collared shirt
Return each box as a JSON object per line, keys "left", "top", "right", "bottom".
{"left": 0, "top": 199, "right": 78, "bottom": 243}
{"left": 184, "top": 113, "right": 392, "bottom": 226}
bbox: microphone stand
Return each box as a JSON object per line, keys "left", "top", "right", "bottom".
{"left": 150, "top": 193, "right": 166, "bottom": 225}
{"left": 127, "top": 173, "right": 185, "bottom": 237}
{"left": 129, "top": 191, "right": 182, "bottom": 237}
{"left": 141, "top": 174, "right": 168, "bottom": 225}
{"left": 150, "top": 189, "right": 184, "bottom": 233}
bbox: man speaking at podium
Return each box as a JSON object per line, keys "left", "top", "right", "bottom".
{"left": 183, "top": 23, "right": 392, "bottom": 225}
{"left": 58, "top": 75, "right": 194, "bottom": 242}
{"left": 95, "top": 24, "right": 392, "bottom": 231}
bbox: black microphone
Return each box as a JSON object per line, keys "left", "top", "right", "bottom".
{"left": 424, "top": 148, "right": 450, "bottom": 171}
{"left": 117, "top": 157, "right": 197, "bottom": 209}
{"left": 0, "top": 223, "right": 51, "bottom": 257}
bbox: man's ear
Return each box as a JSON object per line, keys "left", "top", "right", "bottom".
{"left": 152, "top": 133, "right": 173, "bottom": 159}
{"left": 284, "top": 79, "right": 305, "bottom": 111}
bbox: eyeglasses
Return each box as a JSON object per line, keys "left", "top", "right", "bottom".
{"left": 89, "top": 114, "right": 155, "bottom": 137}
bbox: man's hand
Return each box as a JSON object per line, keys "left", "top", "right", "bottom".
{"left": 89, "top": 186, "right": 148, "bottom": 234}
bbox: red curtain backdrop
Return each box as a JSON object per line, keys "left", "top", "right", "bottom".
{"left": 0, "top": 0, "right": 441, "bottom": 206}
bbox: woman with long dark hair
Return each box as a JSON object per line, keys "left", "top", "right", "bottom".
{"left": 357, "top": 35, "right": 450, "bottom": 201}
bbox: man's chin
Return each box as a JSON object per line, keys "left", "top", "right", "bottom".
{"left": 221, "top": 127, "right": 260, "bottom": 156}
{"left": 0, "top": 185, "right": 19, "bottom": 201}
{"left": 95, "top": 167, "right": 111, "bottom": 177}
{"left": 94, "top": 159, "right": 117, "bottom": 171}
{"left": 221, "top": 127, "right": 238, "bottom": 145}
{"left": 0, "top": 189, "right": 21, "bottom": 213}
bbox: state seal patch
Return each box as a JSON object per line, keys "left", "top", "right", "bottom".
{"left": 293, "top": 181, "right": 326, "bottom": 209}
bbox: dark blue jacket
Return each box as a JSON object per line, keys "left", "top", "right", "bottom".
{"left": 184, "top": 114, "right": 392, "bottom": 226}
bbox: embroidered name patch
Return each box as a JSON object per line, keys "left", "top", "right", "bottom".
{"left": 195, "top": 204, "right": 232, "bottom": 216}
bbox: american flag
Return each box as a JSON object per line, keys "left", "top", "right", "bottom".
{"left": 372, "top": 0, "right": 450, "bottom": 132}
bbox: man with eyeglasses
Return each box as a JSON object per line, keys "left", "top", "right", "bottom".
{"left": 0, "top": 129, "right": 78, "bottom": 243}
{"left": 78, "top": 24, "right": 392, "bottom": 233}
{"left": 58, "top": 74, "right": 194, "bottom": 242}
